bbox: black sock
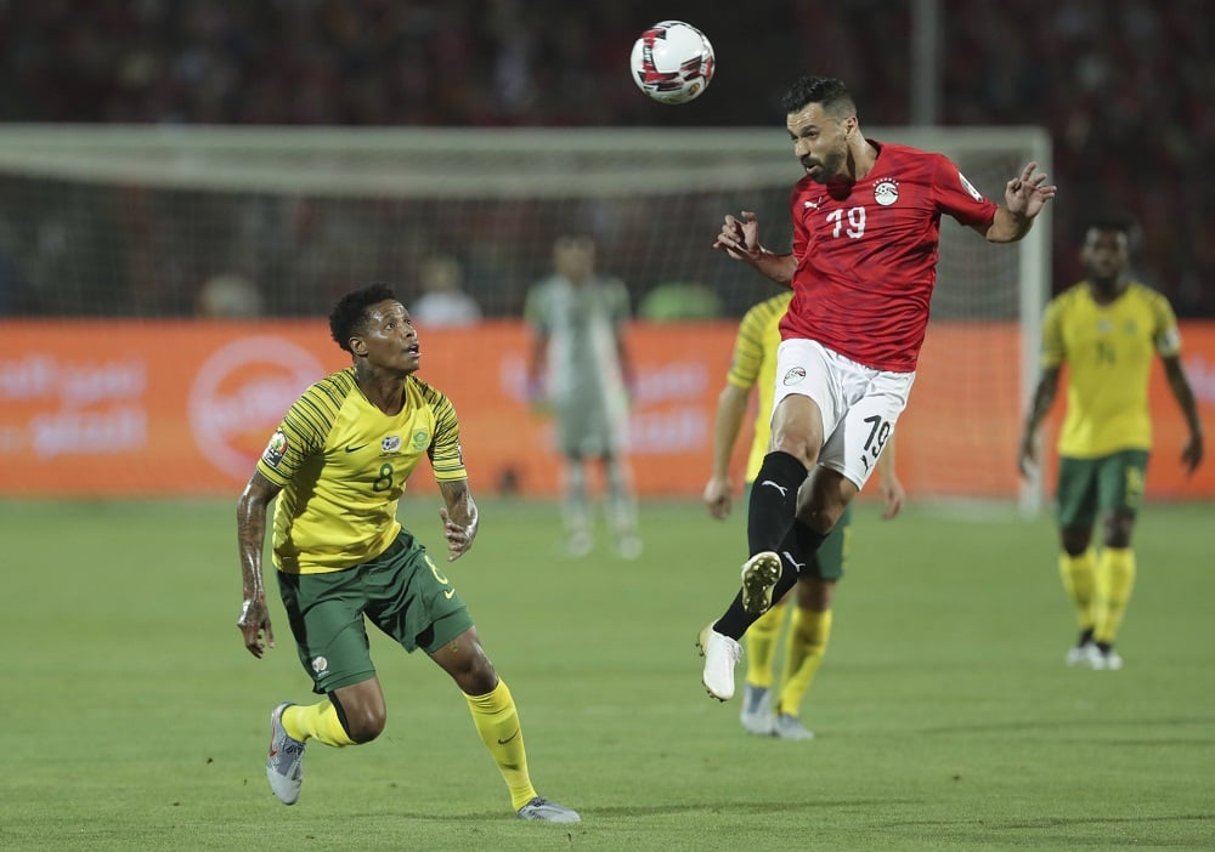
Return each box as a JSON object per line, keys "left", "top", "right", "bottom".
{"left": 747, "top": 451, "right": 807, "bottom": 556}
{"left": 713, "top": 560, "right": 799, "bottom": 640}
{"left": 782, "top": 518, "right": 828, "bottom": 567}
{"left": 1077, "top": 627, "right": 1095, "bottom": 647}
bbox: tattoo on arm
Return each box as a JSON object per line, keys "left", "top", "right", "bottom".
{"left": 237, "top": 471, "right": 281, "bottom": 600}
{"left": 439, "top": 479, "right": 478, "bottom": 535}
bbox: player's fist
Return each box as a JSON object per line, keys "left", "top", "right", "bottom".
{"left": 1182, "top": 431, "right": 1204, "bottom": 475}
{"left": 703, "top": 475, "right": 733, "bottom": 520}
{"left": 1017, "top": 431, "right": 1039, "bottom": 478}
{"left": 237, "top": 596, "right": 274, "bottom": 658}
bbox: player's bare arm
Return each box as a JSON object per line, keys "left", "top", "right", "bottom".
{"left": 439, "top": 478, "right": 479, "bottom": 561}
{"left": 704, "top": 382, "right": 750, "bottom": 520}
{"left": 615, "top": 328, "right": 637, "bottom": 402}
{"left": 983, "top": 162, "right": 1058, "bottom": 243}
{"left": 875, "top": 439, "right": 906, "bottom": 520}
{"left": 712, "top": 211, "right": 797, "bottom": 284}
{"left": 236, "top": 470, "right": 282, "bottom": 658}
{"left": 1018, "top": 366, "right": 1062, "bottom": 476}
{"left": 1162, "top": 356, "right": 1205, "bottom": 474}
{"left": 526, "top": 330, "right": 549, "bottom": 406}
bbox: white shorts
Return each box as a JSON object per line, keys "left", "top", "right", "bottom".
{"left": 773, "top": 338, "right": 916, "bottom": 490}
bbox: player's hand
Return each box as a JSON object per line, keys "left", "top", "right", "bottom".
{"left": 713, "top": 211, "right": 762, "bottom": 261}
{"left": 702, "top": 475, "right": 733, "bottom": 520}
{"left": 878, "top": 475, "right": 906, "bottom": 520}
{"left": 1182, "top": 431, "right": 1204, "bottom": 475}
{"left": 440, "top": 507, "right": 476, "bottom": 561}
{"left": 1004, "top": 162, "right": 1057, "bottom": 220}
{"left": 1017, "top": 431, "right": 1039, "bottom": 478}
{"left": 237, "top": 596, "right": 274, "bottom": 659}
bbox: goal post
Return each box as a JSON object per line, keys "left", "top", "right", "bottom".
{"left": 0, "top": 125, "right": 1049, "bottom": 508}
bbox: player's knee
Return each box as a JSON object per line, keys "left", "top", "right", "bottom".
{"left": 1059, "top": 528, "right": 1090, "bottom": 556}
{"left": 1103, "top": 514, "right": 1134, "bottom": 548}
{"left": 346, "top": 704, "right": 387, "bottom": 743}
{"left": 771, "top": 432, "right": 818, "bottom": 468}
{"left": 458, "top": 656, "right": 498, "bottom": 696}
{"left": 795, "top": 490, "right": 844, "bottom": 534}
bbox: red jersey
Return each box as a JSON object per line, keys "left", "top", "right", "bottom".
{"left": 779, "top": 141, "right": 998, "bottom": 371}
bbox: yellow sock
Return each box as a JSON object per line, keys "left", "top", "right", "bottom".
{"left": 777, "top": 608, "right": 832, "bottom": 718}
{"left": 1058, "top": 549, "right": 1097, "bottom": 631}
{"left": 464, "top": 678, "right": 537, "bottom": 811}
{"left": 1095, "top": 547, "right": 1136, "bottom": 644}
{"left": 744, "top": 600, "right": 786, "bottom": 688}
{"left": 282, "top": 699, "right": 356, "bottom": 747}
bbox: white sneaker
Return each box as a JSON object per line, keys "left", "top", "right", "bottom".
{"left": 739, "top": 684, "right": 775, "bottom": 735}
{"left": 772, "top": 713, "right": 815, "bottom": 741}
{"left": 740, "top": 552, "right": 783, "bottom": 614}
{"left": 516, "top": 796, "right": 581, "bottom": 823}
{"left": 266, "top": 702, "right": 306, "bottom": 805}
{"left": 1090, "top": 646, "right": 1124, "bottom": 671}
{"left": 697, "top": 624, "right": 742, "bottom": 701}
{"left": 565, "top": 530, "right": 593, "bottom": 558}
{"left": 1066, "top": 641, "right": 1095, "bottom": 667}
{"left": 615, "top": 534, "right": 643, "bottom": 560}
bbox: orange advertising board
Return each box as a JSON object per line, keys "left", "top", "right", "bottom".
{"left": 1, "top": 320, "right": 1212, "bottom": 499}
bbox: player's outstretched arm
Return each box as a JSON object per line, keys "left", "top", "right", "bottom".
{"left": 985, "top": 162, "right": 1058, "bottom": 243}
{"left": 1162, "top": 356, "right": 1205, "bottom": 474}
{"left": 439, "top": 479, "right": 479, "bottom": 561}
{"left": 713, "top": 211, "right": 797, "bottom": 284}
{"left": 236, "top": 471, "right": 282, "bottom": 658}
{"left": 1018, "top": 366, "right": 1061, "bottom": 477}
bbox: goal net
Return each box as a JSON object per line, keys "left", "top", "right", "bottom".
{"left": 0, "top": 125, "right": 1049, "bottom": 508}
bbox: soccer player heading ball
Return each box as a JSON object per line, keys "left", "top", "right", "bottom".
{"left": 699, "top": 75, "right": 1056, "bottom": 701}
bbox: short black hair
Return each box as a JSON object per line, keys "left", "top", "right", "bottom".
{"left": 1084, "top": 215, "right": 1133, "bottom": 237}
{"left": 780, "top": 75, "right": 855, "bottom": 118}
{"left": 329, "top": 283, "right": 398, "bottom": 352}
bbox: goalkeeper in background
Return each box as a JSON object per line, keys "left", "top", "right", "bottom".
{"left": 1018, "top": 218, "right": 1204, "bottom": 670}
{"left": 703, "top": 291, "right": 905, "bottom": 740}
{"left": 525, "top": 235, "right": 642, "bottom": 559}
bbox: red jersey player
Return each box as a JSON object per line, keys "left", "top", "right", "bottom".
{"left": 698, "top": 75, "right": 1056, "bottom": 702}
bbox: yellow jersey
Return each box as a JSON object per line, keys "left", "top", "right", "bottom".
{"left": 1041, "top": 281, "right": 1181, "bottom": 458}
{"left": 256, "top": 367, "right": 467, "bottom": 574}
{"left": 726, "top": 292, "right": 793, "bottom": 482}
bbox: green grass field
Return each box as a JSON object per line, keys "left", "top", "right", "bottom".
{"left": 3, "top": 498, "right": 1213, "bottom": 850}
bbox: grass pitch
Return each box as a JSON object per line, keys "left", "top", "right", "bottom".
{"left": 2, "top": 498, "right": 1213, "bottom": 850}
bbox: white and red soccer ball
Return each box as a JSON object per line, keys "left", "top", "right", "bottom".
{"left": 630, "top": 21, "right": 715, "bottom": 105}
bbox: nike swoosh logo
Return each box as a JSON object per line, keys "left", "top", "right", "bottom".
{"left": 344, "top": 444, "right": 368, "bottom": 453}
{"left": 497, "top": 729, "right": 520, "bottom": 745}
{"left": 443, "top": 588, "right": 455, "bottom": 599}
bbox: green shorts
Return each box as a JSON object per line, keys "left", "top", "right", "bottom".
{"left": 275, "top": 530, "right": 473, "bottom": 694}
{"left": 744, "top": 484, "right": 852, "bottom": 581}
{"left": 1056, "top": 450, "right": 1149, "bottom": 529}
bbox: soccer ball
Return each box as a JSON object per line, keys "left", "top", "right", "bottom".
{"left": 630, "top": 21, "right": 715, "bottom": 105}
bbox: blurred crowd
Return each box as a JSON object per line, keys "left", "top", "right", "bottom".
{"left": 0, "top": 0, "right": 1211, "bottom": 316}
